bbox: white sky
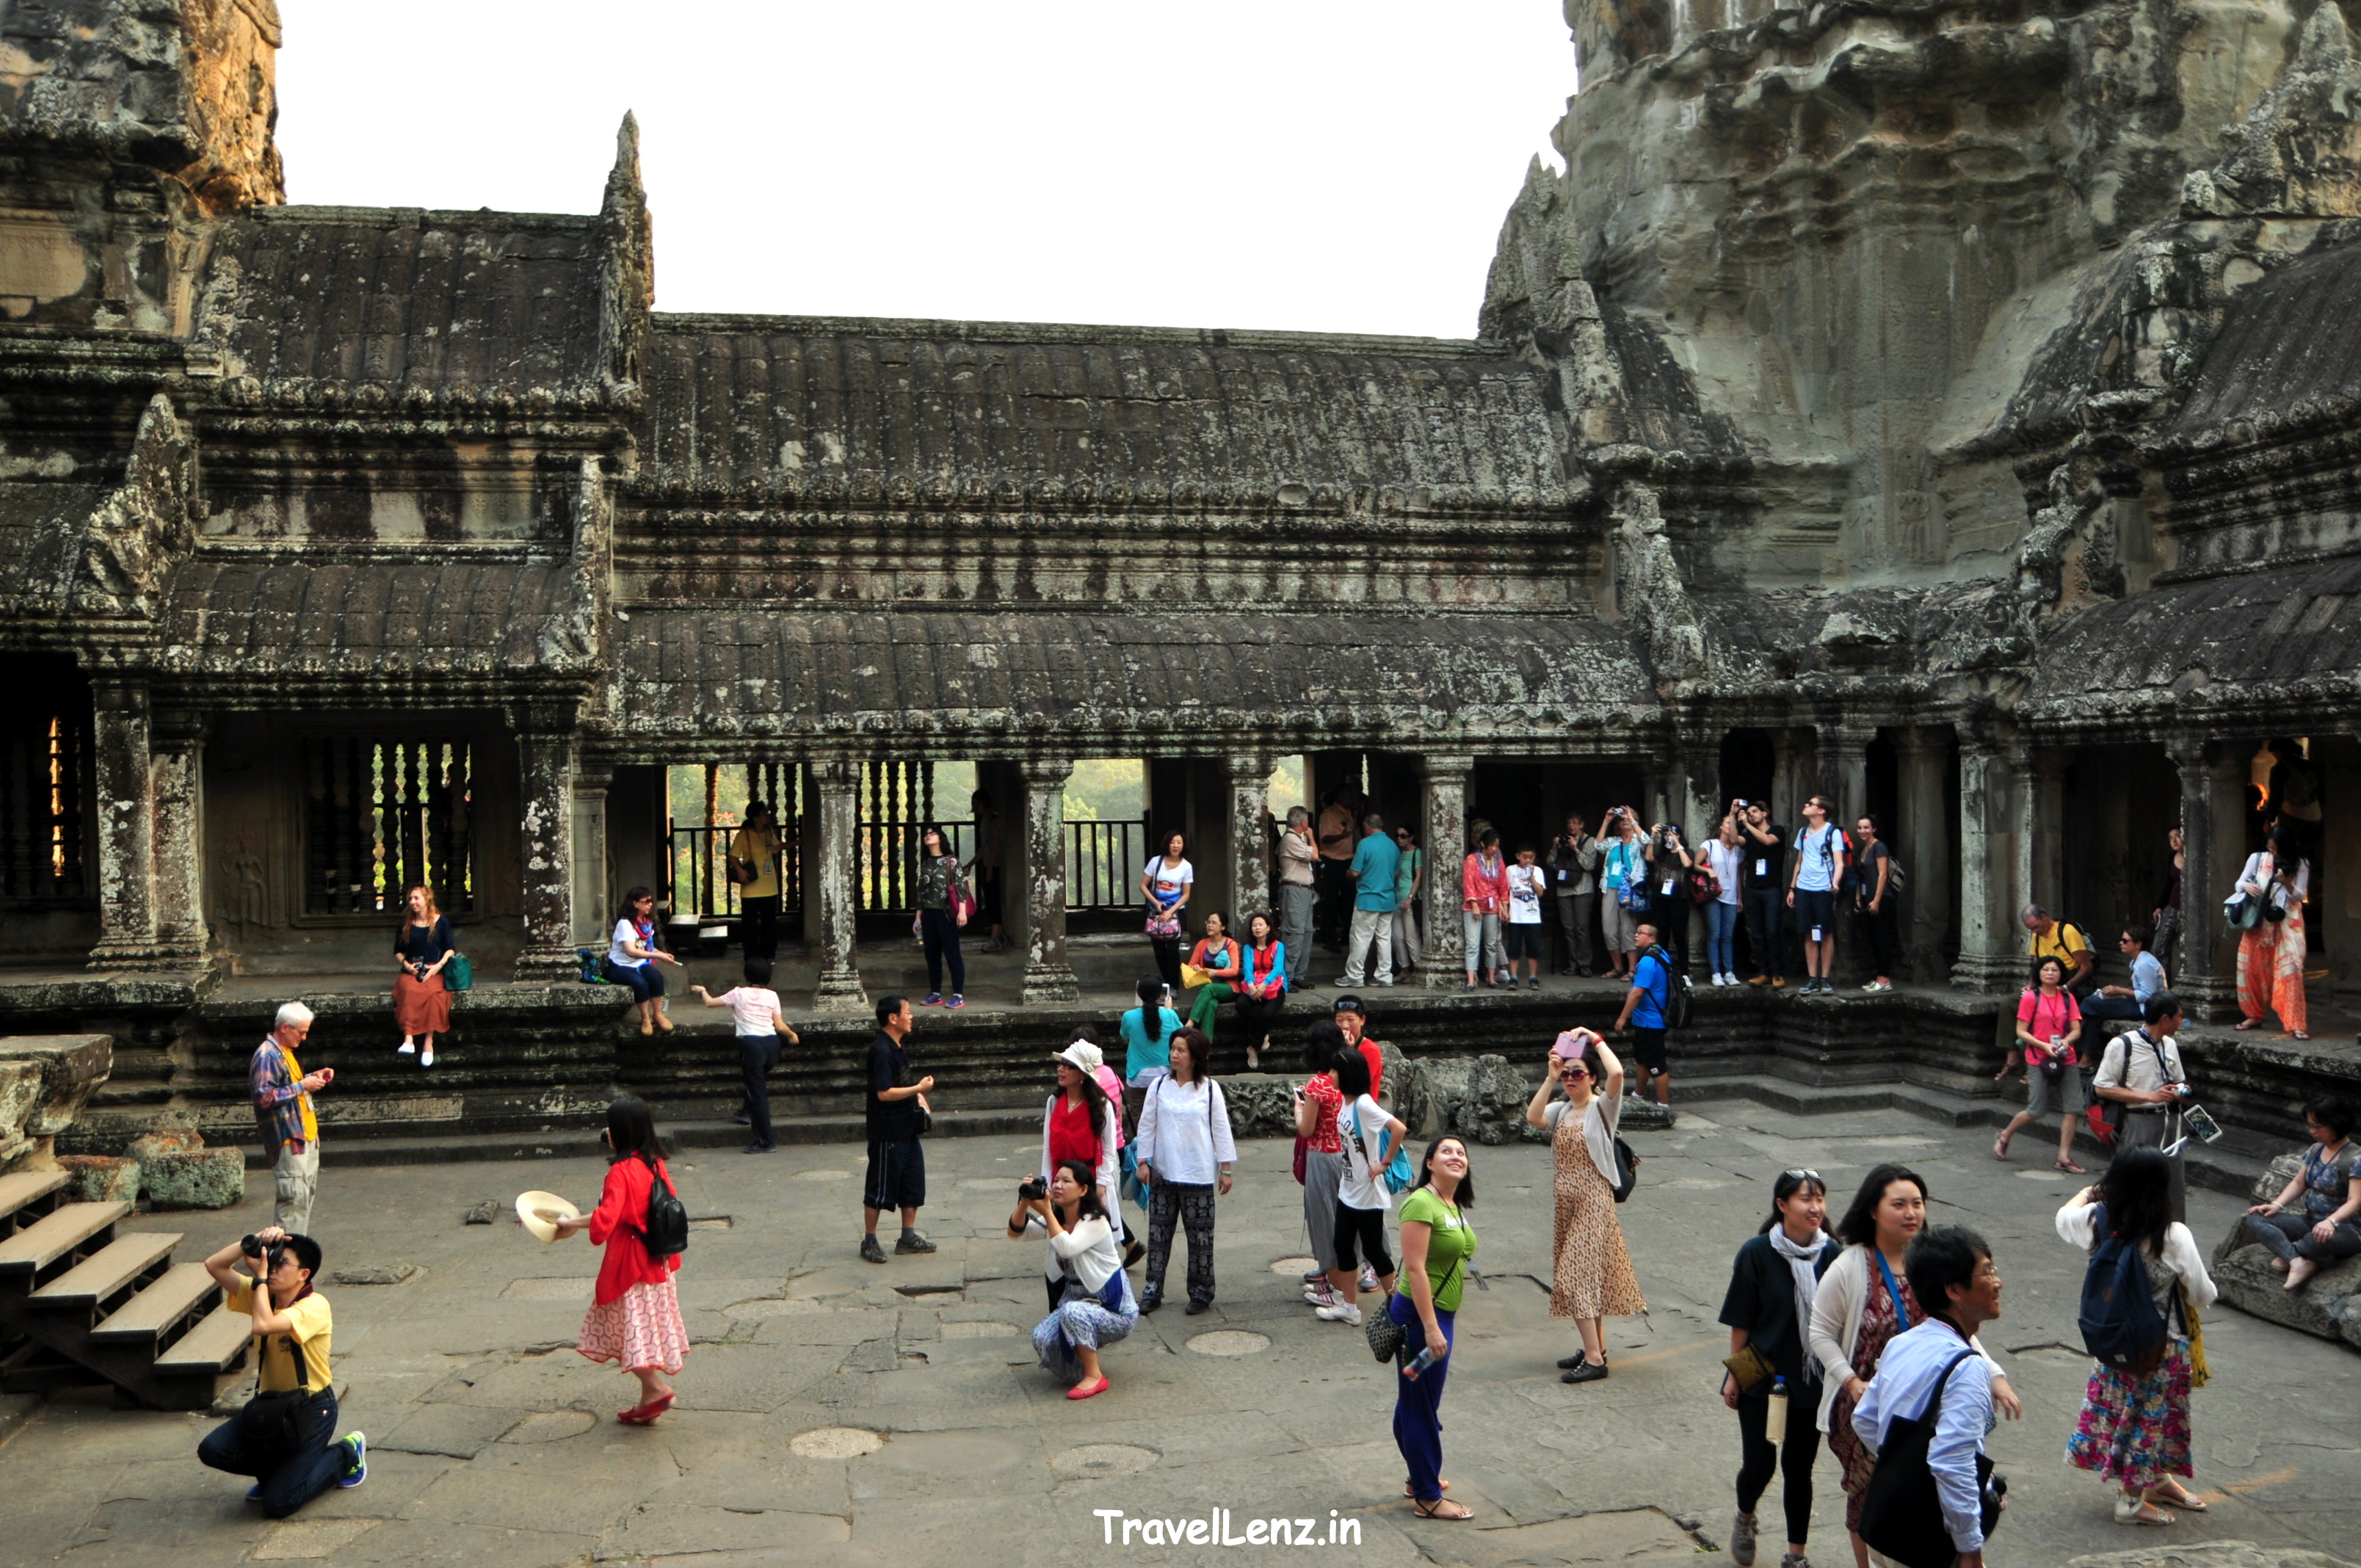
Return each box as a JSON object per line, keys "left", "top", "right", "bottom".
{"left": 272, "top": 2, "right": 1575, "bottom": 339}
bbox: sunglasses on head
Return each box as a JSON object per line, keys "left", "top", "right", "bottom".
{"left": 1782, "top": 1168, "right": 1820, "bottom": 1183}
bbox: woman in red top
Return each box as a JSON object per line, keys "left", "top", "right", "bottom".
{"left": 1041, "top": 1042, "right": 1132, "bottom": 1257}
{"left": 1994, "top": 954, "right": 2089, "bottom": 1174}
{"left": 554, "top": 1096, "right": 689, "bottom": 1423}
{"left": 1294, "top": 1021, "right": 1351, "bottom": 1310}
{"left": 1461, "top": 829, "right": 1511, "bottom": 990}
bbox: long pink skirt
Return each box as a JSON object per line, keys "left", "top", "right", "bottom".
{"left": 576, "top": 1277, "right": 689, "bottom": 1374}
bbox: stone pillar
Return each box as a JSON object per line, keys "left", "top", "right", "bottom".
{"left": 2169, "top": 737, "right": 2251, "bottom": 1018}
{"left": 1951, "top": 728, "right": 2020, "bottom": 990}
{"left": 1418, "top": 753, "right": 1472, "bottom": 987}
{"left": 512, "top": 706, "right": 581, "bottom": 982}
{"left": 809, "top": 759, "right": 867, "bottom": 1011}
{"left": 1818, "top": 722, "right": 1873, "bottom": 830}
{"left": 150, "top": 710, "right": 211, "bottom": 968}
{"left": 572, "top": 756, "right": 614, "bottom": 950}
{"left": 87, "top": 678, "right": 159, "bottom": 970}
{"left": 1018, "top": 758, "right": 1081, "bottom": 1004}
{"left": 1225, "top": 751, "right": 1272, "bottom": 926}
{"left": 1893, "top": 727, "right": 1953, "bottom": 982}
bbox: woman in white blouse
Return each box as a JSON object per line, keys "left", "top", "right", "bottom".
{"left": 1008, "top": 1158, "right": 1136, "bottom": 1401}
{"left": 2233, "top": 821, "right": 2311, "bottom": 1040}
{"left": 1134, "top": 1026, "right": 1236, "bottom": 1315}
{"left": 1704, "top": 813, "right": 1746, "bottom": 987}
{"left": 2058, "top": 1148, "right": 2218, "bottom": 1526}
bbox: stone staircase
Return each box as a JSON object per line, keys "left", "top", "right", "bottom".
{"left": 0, "top": 1169, "right": 249, "bottom": 1410}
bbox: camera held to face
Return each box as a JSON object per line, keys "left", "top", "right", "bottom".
{"left": 242, "top": 1233, "right": 287, "bottom": 1275}
{"left": 1017, "top": 1175, "right": 1048, "bottom": 1202}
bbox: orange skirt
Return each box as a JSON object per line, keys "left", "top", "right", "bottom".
{"left": 394, "top": 970, "right": 451, "bottom": 1035}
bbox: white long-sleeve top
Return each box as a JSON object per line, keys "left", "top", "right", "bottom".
{"left": 2055, "top": 1199, "right": 2216, "bottom": 1319}
{"left": 1808, "top": 1245, "right": 2001, "bottom": 1433}
{"left": 1021, "top": 1212, "right": 1122, "bottom": 1293}
{"left": 1134, "top": 1075, "right": 1236, "bottom": 1186}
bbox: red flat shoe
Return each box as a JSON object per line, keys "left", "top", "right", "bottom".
{"left": 617, "top": 1390, "right": 676, "bottom": 1425}
{"left": 1066, "top": 1376, "right": 1110, "bottom": 1401}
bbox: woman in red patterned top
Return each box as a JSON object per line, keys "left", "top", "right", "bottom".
{"left": 1294, "top": 1020, "right": 1350, "bottom": 1310}
{"left": 553, "top": 1096, "right": 688, "bottom": 1424}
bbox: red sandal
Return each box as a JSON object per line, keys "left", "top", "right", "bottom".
{"left": 617, "top": 1390, "right": 675, "bottom": 1425}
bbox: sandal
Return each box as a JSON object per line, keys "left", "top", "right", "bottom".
{"left": 2054, "top": 1159, "right": 2087, "bottom": 1175}
{"left": 2150, "top": 1481, "right": 2208, "bottom": 1511}
{"left": 2114, "top": 1497, "right": 2174, "bottom": 1526}
{"left": 2293, "top": 1031, "right": 2310, "bottom": 1041}
{"left": 2234, "top": 1018, "right": 2260, "bottom": 1031}
{"left": 1412, "top": 1498, "right": 1473, "bottom": 1520}
{"left": 1993, "top": 1130, "right": 2013, "bottom": 1161}
{"left": 617, "top": 1390, "right": 675, "bottom": 1425}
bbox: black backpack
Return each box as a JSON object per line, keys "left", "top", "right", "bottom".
{"left": 642, "top": 1155, "right": 689, "bottom": 1261}
{"left": 1643, "top": 945, "right": 1692, "bottom": 1030}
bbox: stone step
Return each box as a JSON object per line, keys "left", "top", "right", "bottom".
{"left": 89, "top": 1263, "right": 219, "bottom": 1346}
{"left": 152, "top": 1304, "right": 251, "bottom": 1375}
{"left": 0, "top": 1202, "right": 127, "bottom": 1277}
{"left": 0, "top": 1171, "right": 66, "bottom": 1227}
{"left": 293, "top": 1105, "right": 1047, "bottom": 1168}
{"left": 28, "top": 1232, "right": 181, "bottom": 1311}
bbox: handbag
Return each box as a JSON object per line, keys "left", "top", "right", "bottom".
{"left": 1722, "top": 1340, "right": 1777, "bottom": 1395}
{"left": 1611, "top": 1135, "right": 1639, "bottom": 1202}
{"left": 1368, "top": 1251, "right": 1463, "bottom": 1364}
{"left": 446, "top": 952, "right": 473, "bottom": 992}
{"left": 1146, "top": 912, "right": 1183, "bottom": 940}
{"left": 2223, "top": 890, "right": 2260, "bottom": 932}
{"left": 1857, "top": 1349, "right": 2003, "bottom": 1568}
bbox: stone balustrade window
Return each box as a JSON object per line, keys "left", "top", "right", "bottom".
{"left": 0, "top": 708, "right": 91, "bottom": 901}
{"left": 302, "top": 736, "right": 474, "bottom": 916}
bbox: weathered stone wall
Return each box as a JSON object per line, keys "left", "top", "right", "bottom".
{"left": 0, "top": 1034, "right": 112, "bottom": 1169}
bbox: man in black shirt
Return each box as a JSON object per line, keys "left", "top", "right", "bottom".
{"left": 1737, "top": 801, "right": 1788, "bottom": 987}
{"left": 861, "top": 995, "right": 935, "bottom": 1263}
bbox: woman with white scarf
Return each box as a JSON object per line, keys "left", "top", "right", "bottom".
{"left": 1716, "top": 1170, "right": 1834, "bottom": 1568}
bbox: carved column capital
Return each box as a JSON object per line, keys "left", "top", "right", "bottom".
{"left": 1414, "top": 752, "right": 1475, "bottom": 783}
{"left": 1016, "top": 756, "right": 1074, "bottom": 788}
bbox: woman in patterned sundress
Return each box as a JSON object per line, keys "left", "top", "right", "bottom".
{"left": 1524, "top": 1029, "right": 1644, "bottom": 1384}
{"left": 2059, "top": 1148, "right": 2217, "bottom": 1525}
{"left": 553, "top": 1096, "right": 689, "bottom": 1426}
{"left": 1809, "top": 1164, "right": 2020, "bottom": 1567}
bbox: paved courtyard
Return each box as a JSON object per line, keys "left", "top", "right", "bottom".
{"left": 1, "top": 1097, "right": 2354, "bottom": 1568}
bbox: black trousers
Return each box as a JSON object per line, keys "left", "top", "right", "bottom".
{"left": 919, "top": 907, "right": 965, "bottom": 994}
{"left": 740, "top": 894, "right": 780, "bottom": 961}
{"left": 739, "top": 1034, "right": 780, "bottom": 1147}
{"left": 1146, "top": 1180, "right": 1217, "bottom": 1305}
{"left": 1855, "top": 897, "right": 1899, "bottom": 978}
{"left": 1150, "top": 934, "right": 1183, "bottom": 992}
{"left": 1735, "top": 1381, "right": 1822, "bottom": 1545}
{"left": 1235, "top": 993, "right": 1286, "bottom": 1051}
{"left": 1316, "top": 860, "right": 1352, "bottom": 948}
{"left": 198, "top": 1388, "right": 345, "bottom": 1520}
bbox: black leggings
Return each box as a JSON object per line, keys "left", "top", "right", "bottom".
{"left": 1235, "top": 993, "right": 1286, "bottom": 1048}
{"left": 1331, "top": 1199, "right": 1393, "bottom": 1277}
{"left": 1150, "top": 934, "right": 1183, "bottom": 992}
{"left": 919, "top": 907, "right": 965, "bottom": 994}
{"left": 1735, "top": 1381, "right": 1822, "bottom": 1545}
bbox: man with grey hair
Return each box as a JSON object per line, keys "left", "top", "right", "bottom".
{"left": 250, "top": 1002, "right": 333, "bottom": 1234}
{"left": 1278, "top": 806, "right": 1318, "bottom": 990}
{"left": 2021, "top": 903, "right": 2096, "bottom": 997}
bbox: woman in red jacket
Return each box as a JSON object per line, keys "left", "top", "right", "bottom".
{"left": 1461, "top": 829, "right": 1510, "bottom": 990}
{"left": 554, "top": 1096, "right": 689, "bottom": 1423}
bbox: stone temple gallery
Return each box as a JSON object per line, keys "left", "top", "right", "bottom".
{"left": 3, "top": 0, "right": 2359, "bottom": 1160}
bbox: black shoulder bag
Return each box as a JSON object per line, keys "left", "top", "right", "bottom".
{"left": 1857, "top": 1347, "right": 2004, "bottom": 1568}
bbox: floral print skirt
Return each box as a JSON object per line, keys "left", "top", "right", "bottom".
{"left": 2067, "top": 1343, "right": 2192, "bottom": 1490}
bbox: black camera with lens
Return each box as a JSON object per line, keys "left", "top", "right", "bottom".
{"left": 1017, "top": 1175, "right": 1048, "bottom": 1202}
{"left": 242, "top": 1233, "right": 287, "bottom": 1274}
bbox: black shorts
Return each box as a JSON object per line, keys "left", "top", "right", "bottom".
{"left": 1630, "top": 1026, "right": 1669, "bottom": 1075}
{"left": 1792, "top": 888, "right": 1836, "bottom": 937}
{"left": 1504, "top": 923, "right": 1547, "bottom": 961}
{"left": 864, "top": 1134, "right": 926, "bottom": 1211}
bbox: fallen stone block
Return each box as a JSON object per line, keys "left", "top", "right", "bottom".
{"left": 127, "top": 1128, "right": 206, "bottom": 1168}
{"left": 57, "top": 1154, "right": 141, "bottom": 1205}
{"left": 330, "top": 1263, "right": 421, "bottom": 1285}
{"left": 462, "top": 1199, "right": 503, "bottom": 1224}
{"left": 0, "top": 1034, "right": 112, "bottom": 1170}
{"left": 1217, "top": 1076, "right": 1299, "bottom": 1138}
{"left": 1399, "top": 1054, "right": 1537, "bottom": 1146}
{"left": 142, "top": 1146, "right": 247, "bottom": 1209}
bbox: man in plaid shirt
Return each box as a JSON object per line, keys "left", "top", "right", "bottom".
{"left": 252, "top": 1002, "right": 334, "bottom": 1233}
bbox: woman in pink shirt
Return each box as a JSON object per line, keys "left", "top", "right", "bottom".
{"left": 1994, "top": 954, "right": 2088, "bottom": 1174}
{"left": 1461, "top": 829, "right": 1510, "bottom": 990}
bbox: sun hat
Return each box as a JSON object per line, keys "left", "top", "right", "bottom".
{"left": 1054, "top": 1042, "right": 1103, "bottom": 1072}
{"left": 515, "top": 1190, "right": 581, "bottom": 1244}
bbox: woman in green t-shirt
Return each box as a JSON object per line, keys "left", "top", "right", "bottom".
{"left": 1389, "top": 1136, "right": 1478, "bottom": 1519}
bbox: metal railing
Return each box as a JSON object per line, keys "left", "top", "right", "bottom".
{"left": 665, "top": 815, "right": 1150, "bottom": 921}
{"left": 667, "top": 821, "right": 801, "bottom": 923}
{"left": 1069, "top": 819, "right": 1151, "bottom": 912}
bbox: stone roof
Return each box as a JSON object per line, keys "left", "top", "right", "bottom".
{"left": 634, "top": 316, "right": 1575, "bottom": 511}
{"left": 609, "top": 609, "right": 1658, "bottom": 746}
{"left": 193, "top": 207, "right": 607, "bottom": 402}
{"left": 2021, "top": 556, "right": 2361, "bottom": 722}
{"left": 0, "top": 483, "right": 112, "bottom": 621}
{"left": 2164, "top": 240, "right": 2361, "bottom": 449}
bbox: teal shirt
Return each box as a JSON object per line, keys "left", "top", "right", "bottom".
{"left": 1395, "top": 847, "right": 1423, "bottom": 904}
{"left": 1121, "top": 1006, "right": 1184, "bottom": 1082}
{"left": 1350, "top": 831, "right": 1401, "bottom": 913}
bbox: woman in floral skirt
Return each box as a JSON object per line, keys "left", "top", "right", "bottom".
{"left": 2059, "top": 1147, "right": 2217, "bottom": 1525}
{"left": 554, "top": 1096, "right": 689, "bottom": 1424}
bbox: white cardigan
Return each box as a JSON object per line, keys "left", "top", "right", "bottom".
{"left": 1024, "top": 1213, "right": 1123, "bottom": 1293}
{"left": 1040, "top": 1095, "right": 1125, "bottom": 1240}
{"left": 1808, "top": 1245, "right": 2002, "bottom": 1433}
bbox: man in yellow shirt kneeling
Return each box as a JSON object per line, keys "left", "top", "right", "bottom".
{"left": 197, "top": 1227, "right": 366, "bottom": 1517}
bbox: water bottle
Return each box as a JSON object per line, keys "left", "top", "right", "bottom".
{"left": 1404, "top": 1345, "right": 1440, "bottom": 1379}
{"left": 1765, "top": 1374, "right": 1788, "bottom": 1437}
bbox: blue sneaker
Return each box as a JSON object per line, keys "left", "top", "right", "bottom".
{"left": 246, "top": 1484, "right": 263, "bottom": 1502}
{"left": 338, "top": 1431, "right": 366, "bottom": 1488}
{"left": 921, "top": 992, "right": 943, "bottom": 1006}
{"left": 946, "top": 995, "right": 965, "bottom": 1010}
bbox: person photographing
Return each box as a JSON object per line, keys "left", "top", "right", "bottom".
{"left": 196, "top": 1227, "right": 364, "bottom": 1516}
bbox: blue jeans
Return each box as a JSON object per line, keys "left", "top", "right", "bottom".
{"left": 603, "top": 958, "right": 663, "bottom": 1003}
{"left": 1390, "top": 1293, "right": 1455, "bottom": 1502}
{"left": 1705, "top": 900, "right": 1738, "bottom": 976}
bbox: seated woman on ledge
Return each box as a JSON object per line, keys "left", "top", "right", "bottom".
{"left": 2245, "top": 1093, "right": 2361, "bottom": 1291}
{"left": 1009, "top": 1158, "right": 1136, "bottom": 1401}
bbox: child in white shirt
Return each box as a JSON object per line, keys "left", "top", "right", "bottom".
{"left": 690, "top": 958, "right": 799, "bottom": 1153}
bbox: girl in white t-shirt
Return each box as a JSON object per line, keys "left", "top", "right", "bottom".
{"left": 1319, "top": 1049, "right": 1407, "bottom": 1327}
{"left": 690, "top": 958, "right": 799, "bottom": 1153}
{"left": 1504, "top": 844, "right": 1549, "bottom": 990}
{"left": 1140, "top": 833, "right": 1195, "bottom": 993}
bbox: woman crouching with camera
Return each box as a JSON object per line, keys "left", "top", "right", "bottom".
{"left": 1009, "top": 1158, "right": 1138, "bottom": 1400}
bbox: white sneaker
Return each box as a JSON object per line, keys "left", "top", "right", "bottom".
{"left": 1305, "top": 1284, "right": 1339, "bottom": 1308}
{"left": 420, "top": 1045, "right": 435, "bottom": 1067}
{"left": 1724, "top": 972, "right": 1739, "bottom": 987}
{"left": 1314, "top": 1303, "right": 1363, "bottom": 1325}
{"left": 396, "top": 1042, "right": 416, "bottom": 1055}
{"left": 1709, "top": 973, "right": 1725, "bottom": 987}
{"left": 1357, "top": 1266, "right": 1379, "bottom": 1293}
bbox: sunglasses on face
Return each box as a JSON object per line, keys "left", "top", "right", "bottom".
{"left": 1562, "top": 1064, "right": 1590, "bottom": 1078}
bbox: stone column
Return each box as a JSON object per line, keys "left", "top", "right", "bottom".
{"left": 1018, "top": 758, "right": 1081, "bottom": 1004}
{"left": 1893, "top": 726, "right": 1953, "bottom": 982}
{"left": 1225, "top": 751, "right": 1273, "bottom": 925}
{"left": 87, "top": 678, "right": 159, "bottom": 970}
{"left": 150, "top": 710, "right": 211, "bottom": 968}
{"left": 2169, "top": 737, "right": 2250, "bottom": 1018}
{"left": 1818, "top": 722, "right": 1873, "bottom": 830}
{"left": 809, "top": 759, "right": 867, "bottom": 1011}
{"left": 512, "top": 706, "right": 581, "bottom": 982}
{"left": 571, "top": 755, "right": 614, "bottom": 949}
{"left": 1951, "top": 727, "right": 2020, "bottom": 990}
{"left": 1418, "top": 753, "right": 1472, "bottom": 987}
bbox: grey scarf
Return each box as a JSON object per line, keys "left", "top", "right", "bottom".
{"left": 1767, "top": 1226, "right": 1832, "bottom": 1379}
